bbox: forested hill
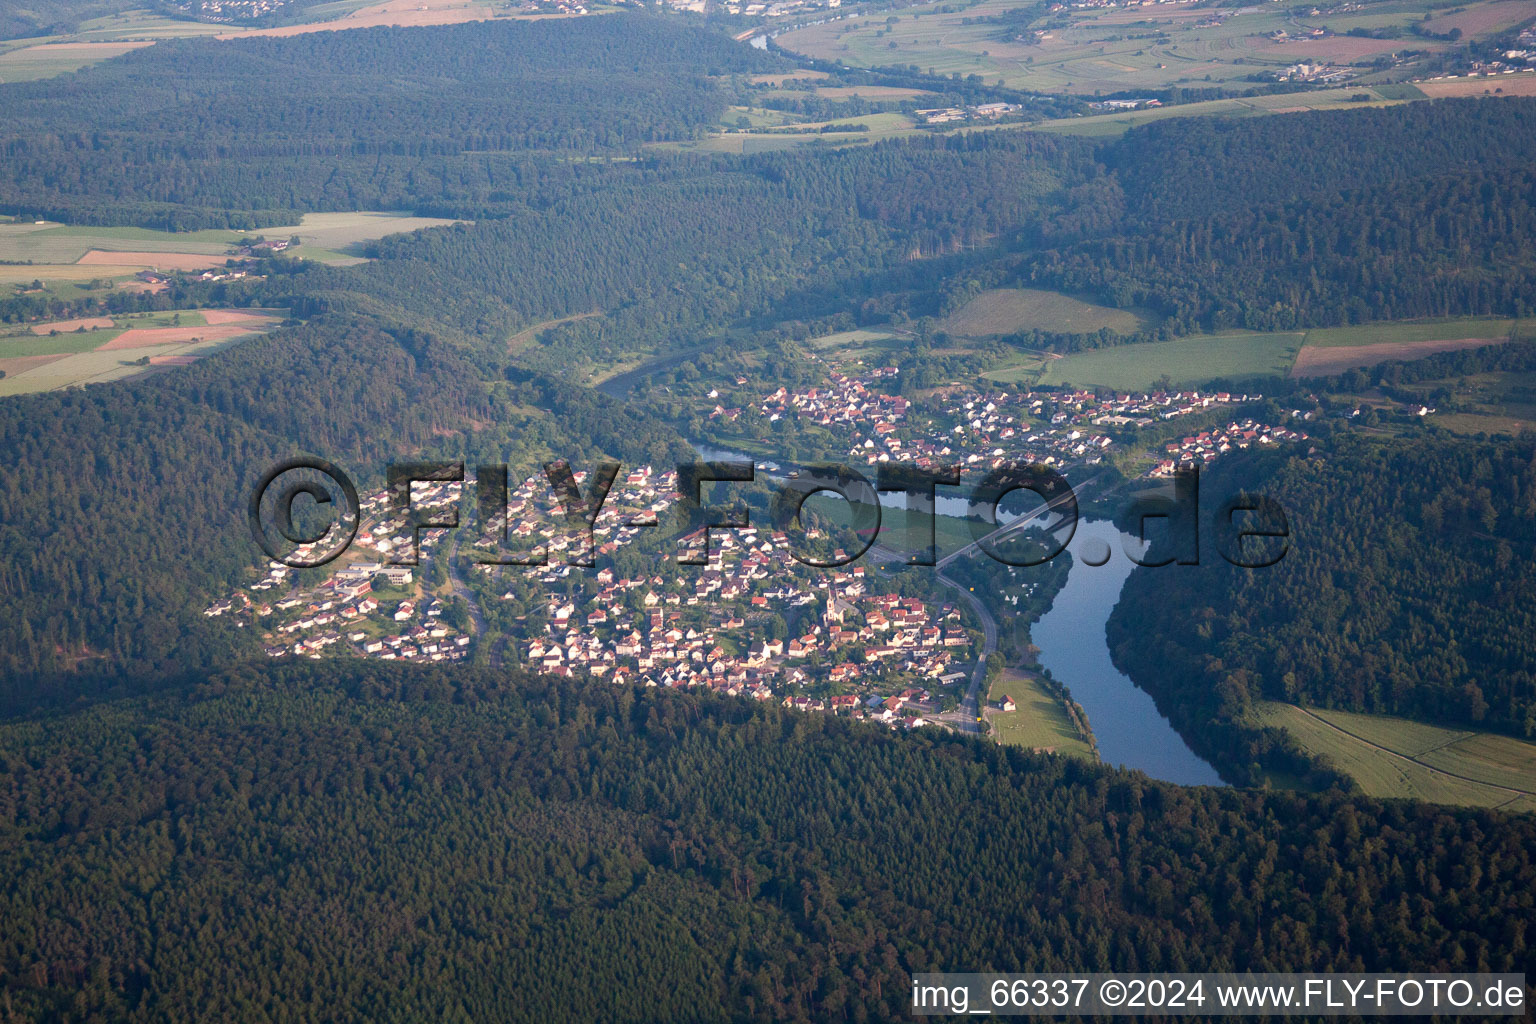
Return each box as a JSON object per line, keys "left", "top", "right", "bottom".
{"left": 0, "top": 16, "right": 783, "bottom": 228}
{"left": 1108, "top": 425, "right": 1536, "bottom": 784}
{"left": 0, "top": 661, "right": 1531, "bottom": 1021}
{"left": 1021, "top": 98, "right": 1536, "bottom": 337}
{"left": 341, "top": 134, "right": 1099, "bottom": 353}
{"left": 1104, "top": 99, "right": 1536, "bottom": 225}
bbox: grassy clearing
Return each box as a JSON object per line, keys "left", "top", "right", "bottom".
{"left": 1037, "top": 332, "right": 1303, "bottom": 389}
{"left": 1252, "top": 702, "right": 1536, "bottom": 809}
{"left": 508, "top": 311, "right": 602, "bottom": 353}
{"left": 986, "top": 668, "right": 1096, "bottom": 760}
{"left": 802, "top": 328, "right": 914, "bottom": 370}
{"left": 942, "top": 287, "right": 1149, "bottom": 338}
{"left": 980, "top": 347, "right": 1051, "bottom": 385}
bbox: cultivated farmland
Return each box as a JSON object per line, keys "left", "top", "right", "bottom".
{"left": 0, "top": 308, "right": 282, "bottom": 396}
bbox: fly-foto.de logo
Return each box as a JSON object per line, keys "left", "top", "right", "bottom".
{"left": 249, "top": 457, "right": 1290, "bottom": 572}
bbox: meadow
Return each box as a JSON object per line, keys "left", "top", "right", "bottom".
{"left": 985, "top": 667, "right": 1096, "bottom": 760}
{"left": 869, "top": 506, "right": 991, "bottom": 561}
{"left": 1252, "top": 702, "right": 1536, "bottom": 810}
{"left": 0, "top": 40, "right": 153, "bottom": 82}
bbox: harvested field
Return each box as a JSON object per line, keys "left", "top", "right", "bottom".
{"left": 0, "top": 354, "right": 68, "bottom": 377}
{"left": 76, "top": 250, "right": 231, "bottom": 271}
{"left": 0, "top": 311, "right": 280, "bottom": 396}
{"left": 1418, "top": 74, "right": 1536, "bottom": 97}
{"left": 1424, "top": 0, "right": 1536, "bottom": 38}
{"left": 99, "top": 323, "right": 269, "bottom": 350}
{"left": 201, "top": 308, "right": 284, "bottom": 325}
{"left": 30, "top": 317, "right": 115, "bottom": 334}
{"left": 1291, "top": 335, "right": 1511, "bottom": 376}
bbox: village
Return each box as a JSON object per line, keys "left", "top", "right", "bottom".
{"left": 207, "top": 359, "right": 1308, "bottom": 731}
{"left": 730, "top": 362, "right": 1296, "bottom": 480}
{"left": 1150, "top": 419, "right": 1309, "bottom": 476}
{"left": 211, "top": 465, "right": 981, "bottom": 732}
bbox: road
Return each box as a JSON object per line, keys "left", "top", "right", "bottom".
{"left": 443, "top": 532, "right": 498, "bottom": 665}
{"left": 936, "top": 568, "right": 999, "bottom": 734}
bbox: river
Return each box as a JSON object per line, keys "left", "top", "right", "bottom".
{"left": 1031, "top": 518, "right": 1225, "bottom": 786}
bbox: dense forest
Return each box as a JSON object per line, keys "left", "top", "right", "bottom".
{"left": 1, "top": 661, "right": 1532, "bottom": 1021}
{"left": 1108, "top": 428, "right": 1536, "bottom": 784}
{"left": 0, "top": 18, "right": 781, "bottom": 227}
{"left": 1022, "top": 99, "right": 1536, "bottom": 336}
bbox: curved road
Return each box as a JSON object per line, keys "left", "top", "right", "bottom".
{"left": 444, "top": 533, "right": 499, "bottom": 665}
{"left": 937, "top": 569, "right": 998, "bottom": 735}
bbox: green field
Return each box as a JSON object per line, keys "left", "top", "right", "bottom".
{"left": 1253, "top": 702, "right": 1536, "bottom": 810}
{"left": 1300, "top": 316, "right": 1520, "bottom": 348}
{"left": 1027, "top": 331, "right": 1302, "bottom": 389}
{"left": 986, "top": 668, "right": 1096, "bottom": 760}
{"left": 776, "top": 0, "right": 1495, "bottom": 98}
{"left": 0, "top": 329, "right": 124, "bottom": 359}
{"left": 942, "top": 287, "right": 1149, "bottom": 338}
